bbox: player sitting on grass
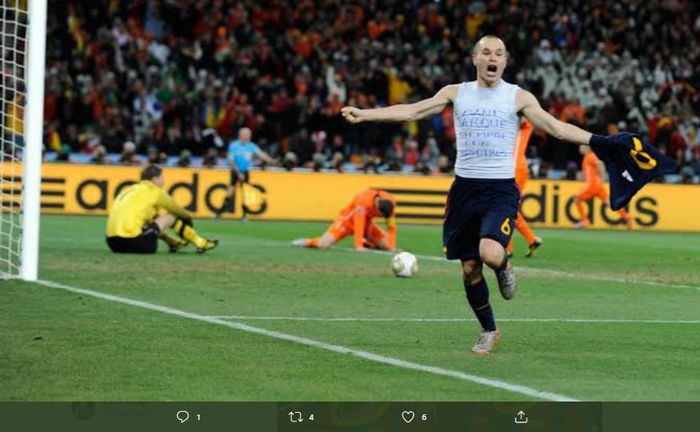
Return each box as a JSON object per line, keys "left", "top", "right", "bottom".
{"left": 106, "top": 165, "right": 218, "bottom": 254}
{"left": 292, "top": 189, "right": 397, "bottom": 251}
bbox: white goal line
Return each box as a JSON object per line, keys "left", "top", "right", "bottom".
{"left": 32, "top": 278, "right": 579, "bottom": 402}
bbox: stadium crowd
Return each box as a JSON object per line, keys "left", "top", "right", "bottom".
{"left": 38, "top": 0, "right": 700, "bottom": 182}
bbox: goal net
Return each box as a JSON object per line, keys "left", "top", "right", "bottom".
{"left": 0, "top": 0, "right": 45, "bottom": 280}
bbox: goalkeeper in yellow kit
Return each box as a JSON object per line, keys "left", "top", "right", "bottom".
{"left": 106, "top": 165, "right": 218, "bottom": 254}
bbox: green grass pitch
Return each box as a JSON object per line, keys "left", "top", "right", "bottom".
{"left": 2, "top": 215, "right": 699, "bottom": 401}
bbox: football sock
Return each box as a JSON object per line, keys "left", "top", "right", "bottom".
{"left": 495, "top": 253, "right": 509, "bottom": 273}
{"left": 305, "top": 238, "right": 319, "bottom": 248}
{"left": 575, "top": 200, "right": 589, "bottom": 225}
{"left": 618, "top": 208, "right": 630, "bottom": 222}
{"left": 464, "top": 277, "right": 496, "bottom": 332}
{"left": 219, "top": 196, "right": 233, "bottom": 214}
{"left": 160, "top": 231, "right": 187, "bottom": 248}
{"left": 516, "top": 211, "right": 537, "bottom": 244}
{"left": 174, "top": 219, "right": 209, "bottom": 249}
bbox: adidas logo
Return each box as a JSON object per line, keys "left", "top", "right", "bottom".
{"left": 621, "top": 170, "right": 634, "bottom": 182}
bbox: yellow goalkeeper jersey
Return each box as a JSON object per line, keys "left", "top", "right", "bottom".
{"left": 106, "top": 180, "right": 191, "bottom": 238}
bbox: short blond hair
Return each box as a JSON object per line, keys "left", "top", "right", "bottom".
{"left": 472, "top": 35, "right": 509, "bottom": 57}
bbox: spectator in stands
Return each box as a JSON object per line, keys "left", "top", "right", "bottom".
{"left": 421, "top": 133, "right": 441, "bottom": 171}
{"left": 91, "top": 145, "right": 109, "bottom": 165}
{"left": 5, "top": 93, "right": 24, "bottom": 154}
{"left": 282, "top": 152, "right": 298, "bottom": 171}
{"left": 147, "top": 146, "right": 167, "bottom": 165}
{"left": 120, "top": 141, "right": 141, "bottom": 166}
{"left": 202, "top": 148, "right": 219, "bottom": 168}
{"left": 312, "top": 153, "right": 327, "bottom": 172}
{"left": 331, "top": 152, "right": 345, "bottom": 173}
{"left": 437, "top": 155, "right": 452, "bottom": 174}
{"left": 560, "top": 98, "right": 586, "bottom": 126}
{"left": 177, "top": 150, "right": 192, "bottom": 168}
{"left": 326, "top": 66, "right": 347, "bottom": 104}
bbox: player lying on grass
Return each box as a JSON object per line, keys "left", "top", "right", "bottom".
{"left": 339, "top": 35, "right": 675, "bottom": 354}
{"left": 292, "top": 189, "right": 397, "bottom": 251}
{"left": 106, "top": 165, "right": 218, "bottom": 254}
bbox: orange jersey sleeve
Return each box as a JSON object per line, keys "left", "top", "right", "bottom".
{"left": 353, "top": 208, "right": 367, "bottom": 248}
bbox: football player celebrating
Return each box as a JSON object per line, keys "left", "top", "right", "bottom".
{"left": 340, "top": 35, "right": 674, "bottom": 354}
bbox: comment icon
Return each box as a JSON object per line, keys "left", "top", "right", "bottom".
{"left": 176, "top": 410, "right": 190, "bottom": 424}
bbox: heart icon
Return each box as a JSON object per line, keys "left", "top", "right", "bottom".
{"left": 401, "top": 410, "right": 415, "bottom": 423}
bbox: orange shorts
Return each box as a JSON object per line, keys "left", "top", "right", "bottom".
{"left": 578, "top": 185, "right": 607, "bottom": 201}
{"left": 326, "top": 219, "right": 386, "bottom": 245}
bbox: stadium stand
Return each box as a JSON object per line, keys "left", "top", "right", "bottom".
{"left": 38, "top": 0, "right": 700, "bottom": 181}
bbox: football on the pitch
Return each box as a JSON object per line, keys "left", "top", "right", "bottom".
{"left": 391, "top": 252, "right": 418, "bottom": 278}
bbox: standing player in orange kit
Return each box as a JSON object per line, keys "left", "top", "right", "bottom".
{"left": 507, "top": 119, "right": 542, "bottom": 257}
{"left": 575, "top": 146, "right": 632, "bottom": 229}
{"left": 291, "top": 189, "right": 397, "bottom": 251}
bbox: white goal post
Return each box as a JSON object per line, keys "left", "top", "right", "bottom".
{"left": 0, "top": 0, "right": 46, "bottom": 281}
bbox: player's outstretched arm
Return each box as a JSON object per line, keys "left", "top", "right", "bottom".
{"left": 156, "top": 190, "right": 192, "bottom": 221}
{"left": 352, "top": 209, "right": 368, "bottom": 251}
{"left": 258, "top": 150, "right": 276, "bottom": 165}
{"left": 518, "top": 89, "right": 676, "bottom": 210}
{"left": 341, "top": 85, "right": 458, "bottom": 124}
{"left": 517, "top": 90, "right": 592, "bottom": 145}
{"left": 386, "top": 221, "right": 397, "bottom": 251}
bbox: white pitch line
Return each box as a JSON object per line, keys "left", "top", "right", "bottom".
{"left": 32, "top": 278, "right": 578, "bottom": 402}
{"left": 206, "top": 315, "right": 700, "bottom": 324}
{"left": 334, "top": 246, "right": 700, "bottom": 291}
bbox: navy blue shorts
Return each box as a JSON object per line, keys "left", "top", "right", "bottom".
{"left": 443, "top": 176, "right": 520, "bottom": 262}
{"left": 229, "top": 170, "right": 250, "bottom": 185}
{"left": 106, "top": 222, "right": 161, "bottom": 254}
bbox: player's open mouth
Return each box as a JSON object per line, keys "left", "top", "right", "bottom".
{"left": 487, "top": 65, "right": 498, "bottom": 73}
